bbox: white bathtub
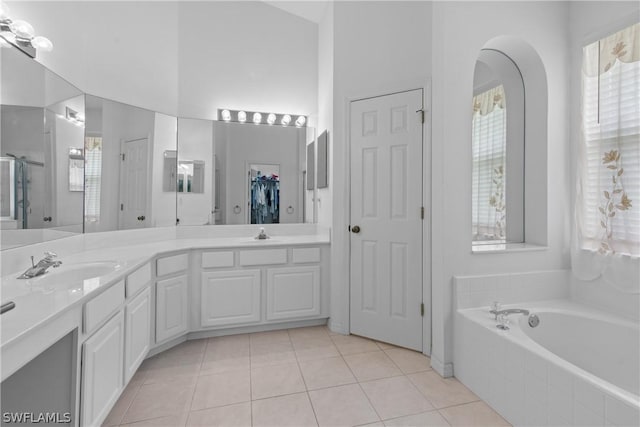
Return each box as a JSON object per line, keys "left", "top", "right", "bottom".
{"left": 454, "top": 300, "right": 640, "bottom": 427}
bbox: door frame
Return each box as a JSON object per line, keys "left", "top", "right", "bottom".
{"left": 344, "top": 84, "right": 432, "bottom": 356}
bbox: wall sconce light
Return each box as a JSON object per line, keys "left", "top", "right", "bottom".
{"left": 218, "top": 109, "right": 306, "bottom": 127}
{"left": 0, "top": 2, "right": 53, "bottom": 58}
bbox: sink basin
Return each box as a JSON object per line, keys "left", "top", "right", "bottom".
{"left": 29, "top": 261, "right": 121, "bottom": 287}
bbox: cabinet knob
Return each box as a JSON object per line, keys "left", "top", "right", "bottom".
{"left": 137, "top": 215, "right": 146, "bottom": 221}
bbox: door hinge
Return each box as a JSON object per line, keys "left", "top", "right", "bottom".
{"left": 121, "top": 153, "right": 125, "bottom": 161}
{"left": 120, "top": 203, "right": 124, "bottom": 211}
{"left": 416, "top": 109, "right": 425, "bottom": 124}
{"left": 420, "top": 303, "right": 425, "bottom": 317}
{"left": 421, "top": 207, "right": 424, "bottom": 219}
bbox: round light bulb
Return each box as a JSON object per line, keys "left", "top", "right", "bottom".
{"left": 281, "top": 114, "right": 291, "bottom": 126}
{"left": 9, "top": 20, "right": 34, "bottom": 40}
{"left": 295, "top": 115, "right": 306, "bottom": 127}
{"left": 221, "top": 109, "right": 231, "bottom": 121}
{"left": 253, "top": 112, "right": 262, "bottom": 124}
{"left": 31, "top": 35, "right": 53, "bottom": 52}
{"left": 267, "top": 113, "right": 276, "bottom": 125}
{"left": 237, "top": 111, "right": 247, "bottom": 123}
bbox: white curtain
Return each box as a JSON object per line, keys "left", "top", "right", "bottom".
{"left": 472, "top": 85, "right": 507, "bottom": 242}
{"left": 573, "top": 23, "right": 640, "bottom": 293}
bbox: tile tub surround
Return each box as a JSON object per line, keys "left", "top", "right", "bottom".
{"left": 104, "top": 326, "right": 510, "bottom": 427}
{"left": 453, "top": 301, "right": 640, "bottom": 427}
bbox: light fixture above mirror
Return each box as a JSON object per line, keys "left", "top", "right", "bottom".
{"left": 0, "top": 1, "right": 53, "bottom": 58}
{"left": 218, "top": 109, "right": 306, "bottom": 127}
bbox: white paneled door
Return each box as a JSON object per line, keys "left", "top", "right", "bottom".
{"left": 350, "top": 89, "right": 424, "bottom": 351}
{"left": 119, "top": 137, "right": 149, "bottom": 229}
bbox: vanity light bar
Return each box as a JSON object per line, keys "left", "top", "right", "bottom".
{"left": 218, "top": 109, "right": 307, "bottom": 127}
{"left": 0, "top": 2, "right": 53, "bottom": 58}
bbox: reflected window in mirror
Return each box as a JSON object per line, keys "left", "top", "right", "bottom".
{"left": 68, "top": 148, "right": 84, "bottom": 192}
{"left": 84, "top": 137, "right": 102, "bottom": 223}
{"left": 471, "top": 49, "right": 525, "bottom": 249}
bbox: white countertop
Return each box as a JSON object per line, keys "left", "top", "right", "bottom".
{"left": 1, "top": 232, "right": 330, "bottom": 351}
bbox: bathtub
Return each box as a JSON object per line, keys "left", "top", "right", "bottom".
{"left": 454, "top": 300, "right": 640, "bottom": 427}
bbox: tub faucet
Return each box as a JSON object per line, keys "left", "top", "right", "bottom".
{"left": 17, "top": 252, "right": 62, "bottom": 279}
{"left": 490, "top": 308, "right": 530, "bottom": 319}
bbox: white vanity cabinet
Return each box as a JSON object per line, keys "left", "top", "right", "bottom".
{"left": 155, "top": 253, "right": 190, "bottom": 343}
{"left": 80, "top": 311, "right": 125, "bottom": 427}
{"left": 124, "top": 287, "right": 151, "bottom": 382}
{"left": 266, "top": 266, "right": 320, "bottom": 320}
{"left": 201, "top": 270, "right": 261, "bottom": 327}
{"left": 197, "top": 245, "right": 329, "bottom": 330}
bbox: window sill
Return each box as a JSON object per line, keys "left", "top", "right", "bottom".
{"left": 471, "top": 242, "right": 548, "bottom": 254}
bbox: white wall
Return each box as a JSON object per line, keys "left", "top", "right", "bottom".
{"left": 567, "top": 1, "right": 640, "bottom": 321}
{"left": 7, "top": 1, "right": 318, "bottom": 120}
{"left": 316, "top": 2, "right": 334, "bottom": 228}
{"left": 329, "top": 1, "right": 432, "bottom": 335}
{"left": 6, "top": 1, "right": 180, "bottom": 116}
{"left": 177, "top": 1, "right": 318, "bottom": 120}
{"left": 429, "top": 1, "right": 571, "bottom": 376}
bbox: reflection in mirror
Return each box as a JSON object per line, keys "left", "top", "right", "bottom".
{"left": 212, "top": 121, "right": 313, "bottom": 225}
{"left": 84, "top": 95, "right": 177, "bottom": 232}
{"left": 250, "top": 164, "right": 280, "bottom": 224}
{"left": 472, "top": 49, "right": 525, "bottom": 248}
{"left": 176, "top": 119, "right": 315, "bottom": 225}
{"left": 1, "top": 45, "right": 84, "bottom": 249}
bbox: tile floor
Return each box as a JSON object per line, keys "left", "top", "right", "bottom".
{"left": 104, "top": 326, "right": 510, "bottom": 427}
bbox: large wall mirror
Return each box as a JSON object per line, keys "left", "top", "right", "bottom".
{"left": 471, "top": 48, "right": 525, "bottom": 248}
{"left": 176, "top": 118, "right": 315, "bottom": 226}
{"left": 84, "top": 95, "right": 178, "bottom": 232}
{"left": 1, "top": 45, "right": 85, "bottom": 249}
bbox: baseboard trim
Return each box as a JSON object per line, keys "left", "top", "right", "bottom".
{"left": 430, "top": 354, "right": 454, "bottom": 378}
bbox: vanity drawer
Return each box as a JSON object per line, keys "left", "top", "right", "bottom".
{"left": 84, "top": 280, "right": 125, "bottom": 334}
{"left": 292, "top": 247, "right": 321, "bottom": 264}
{"left": 202, "top": 251, "right": 234, "bottom": 269}
{"left": 156, "top": 253, "right": 189, "bottom": 277}
{"left": 126, "top": 263, "right": 151, "bottom": 297}
{"left": 239, "top": 249, "right": 287, "bottom": 266}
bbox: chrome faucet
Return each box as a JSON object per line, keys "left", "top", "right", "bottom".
{"left": 255, "top": 227, "right": 269, "bottom": 240}
{"left": 17, "top": 252, "right": 62, "bottom": 279}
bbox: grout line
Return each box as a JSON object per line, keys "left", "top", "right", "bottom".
{"left": 292, "top": 333, "right": 321, "bottom": 427}
{"left": 340, "top": 351, "right": 383, "bottom": 423}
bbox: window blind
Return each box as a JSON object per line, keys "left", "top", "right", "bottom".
{"left": 472, "top": 85, "right": 507, "bottom": 242}
{"left": 84, "top": 137, "right": 102, "bottom": 221}
{"left": 581, "top": 31, "right": 640, "bottom": 256}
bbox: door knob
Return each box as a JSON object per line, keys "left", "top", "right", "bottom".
{"left": 137, "top": 215, "right": 146, "bottom": 221}
{"left": 351, "top": 225, "right": 361, "bottom": 233}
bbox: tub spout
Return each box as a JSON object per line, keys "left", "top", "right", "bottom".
{"left": 490, "top": 308, "right": 530, "bottom": 317}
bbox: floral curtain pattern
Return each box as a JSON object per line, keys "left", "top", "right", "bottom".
{"left": 573, "top": 22, "right": 640, "bottom": 293}
{"left": 472, "top": 85, "right": 506, "bottom": 242}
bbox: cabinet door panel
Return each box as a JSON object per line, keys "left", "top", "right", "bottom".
{"left": 156, "top": 275, "right": 188, "bottom": 342}
{"left": 81, "top": 311, "right": 124, "bottom": 427}
{"left": 125, "top": 287, "right": 151, "bottom": 382}
{"left": 201, "top": 270, "right": 261, "bottom": 327}
{"left": 266, "top": 266, "right": 320, "bottom": 320}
